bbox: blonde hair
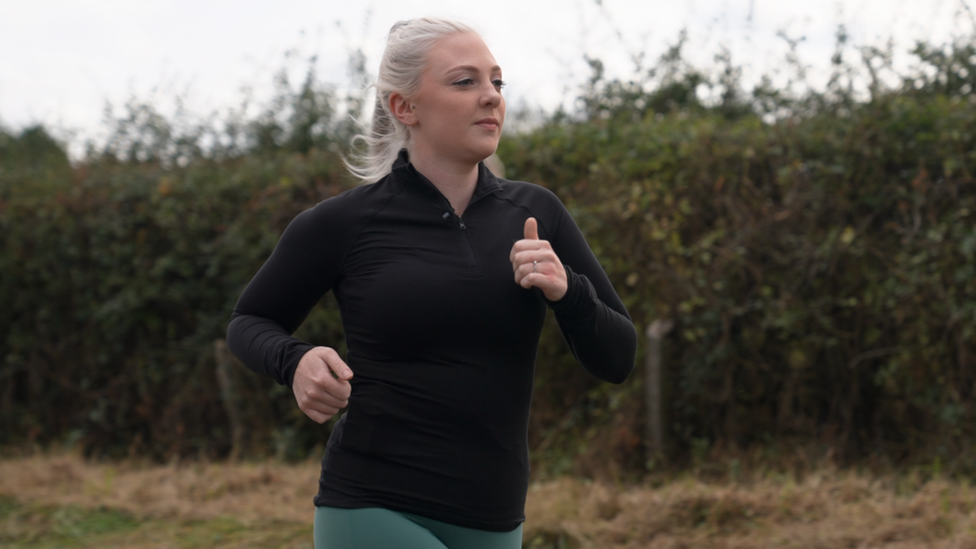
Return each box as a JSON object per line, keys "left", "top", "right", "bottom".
{"left": 345, "top": 17, "right": 476, "bottom": 183}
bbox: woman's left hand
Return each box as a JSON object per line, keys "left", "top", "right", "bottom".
{"left": 510, "top": 217, "right": 567, "bottom": 302}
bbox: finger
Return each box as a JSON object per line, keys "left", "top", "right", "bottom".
{"left": 307, "top": 398, "right": 343, "bottom": 416}
{"left": 515, "top": 260, "right": 543, "bottom": 287}
{"left": 512, "top": 247, "right": 554, "bottom": 272}
{"left": 302, "top": 404, "right": 341, "bottom": 424}
{"left": 509, "top": 226, "right": 546, "bottom": 263}
{"left": 320, "top": 348, "right": 354, "bottom": 380}
{"left": 317, "top": 374, "right": 352, "bottom": 402}
{"left": 307, "top": 384, "right": 350, "bottom": 409}
{"left": 298, "top": 379, "right": 349, "bottom": 421}
{"left": 523, "top": 217, "right": 539, "bottom": 240}
{"left": 298, "top": 357, "right": 352, "bottom": 402}
{"left": 296, "top": 387, "right": 348, "bottom": 414}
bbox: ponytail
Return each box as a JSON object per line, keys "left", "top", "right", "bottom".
{"left": 344, "top": 18, "right": 475, "bottom": 183}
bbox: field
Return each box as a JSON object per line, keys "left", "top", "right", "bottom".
{"left": 2, "top": 454, "right": 976, "bottom": 548}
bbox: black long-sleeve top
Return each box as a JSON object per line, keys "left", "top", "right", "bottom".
{"left": 227, "top": 152, "right": 637, "bottom": 531}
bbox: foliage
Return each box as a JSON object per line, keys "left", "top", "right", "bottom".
{"left": 499, "top": 33, "right": 976, "bottom": 473}
{"left": 2, "top": 34, "right": 976, "bottom": 477}
{"left": 0, "top": 72, "right": 357, "bottom": 459}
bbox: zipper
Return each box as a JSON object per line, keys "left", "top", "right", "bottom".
{"left": 439, "top": 207, "right": 476, "bottom": 264}
{"left": 413, "top": 169, "right": 484, "bottom": 231}
{"left": 413, "top": 170, "right": 482, "bottom": 268}
{"left": 439, "top": 205, "right": 466, "bottom": 230}
{"left": 441, "top": 208, "right": 468, "bottom": 229}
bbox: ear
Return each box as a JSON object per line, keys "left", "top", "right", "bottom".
{"left": 389, "top": 92, "right": 417, "bottom": 126}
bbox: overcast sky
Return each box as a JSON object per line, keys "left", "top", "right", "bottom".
{"left": 1, "top": 0, "right": 970, "bottom": 148}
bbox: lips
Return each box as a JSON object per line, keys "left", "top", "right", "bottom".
{"left": 475, "top": 118, "right": 499, "bottom": 130}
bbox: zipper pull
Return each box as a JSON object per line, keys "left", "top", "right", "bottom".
{"left": 443, "top": 209, "right": 466, "bottom": 229}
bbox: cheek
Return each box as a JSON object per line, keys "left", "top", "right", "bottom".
{"left": 448, "top": 105, "right": 470, "bottom": 130}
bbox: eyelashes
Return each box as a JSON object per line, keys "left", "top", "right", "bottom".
{"left": 452, "top": 77, "right": 507, "bottom": 89}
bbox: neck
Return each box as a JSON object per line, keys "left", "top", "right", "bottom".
{"left": 408, "top": 149, "right": 480, "bottom": 216}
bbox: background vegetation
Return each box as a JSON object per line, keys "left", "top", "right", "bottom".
{"left": 2, "top": 31, "right": 975, "bottom": 481}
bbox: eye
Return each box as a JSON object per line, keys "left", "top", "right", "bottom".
{"left": 492, "top": 78, "right": 507, "bottom": 89}
{"left": 452, "top": 78, "right": 475, "bottom": 87}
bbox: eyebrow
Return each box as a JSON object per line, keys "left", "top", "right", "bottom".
{"left": 447, "top": 64, "right": 502, "bottom": 74}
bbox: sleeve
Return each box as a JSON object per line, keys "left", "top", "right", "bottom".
{"left": 226, "top": 198, "right": 354, "bottom": 387}
{"left": 538, "top": 196, "right": 638, "bottom": 384}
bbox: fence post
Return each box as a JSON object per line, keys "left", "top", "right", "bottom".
{"left": 214, "top": 339, "right": 244, "bottom": 461}
{"left": 645, "top": 319, "right": 674, "bottom": 460}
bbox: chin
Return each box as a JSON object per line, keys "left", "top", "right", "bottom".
{"left": 472, "top": 142, "right": 500, "bottom": 163}
{"left": 443, "top": 134, "right": 500, "bottom": 166}
{"left": 471, "top": 151, "right": 497, "bottom": 166}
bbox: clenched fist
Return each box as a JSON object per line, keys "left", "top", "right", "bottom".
{"left": 292, "top": 346, "right": 353, "bottom": 423}
{"left": 509, "top": 217, "right": 567, "bottom": 301}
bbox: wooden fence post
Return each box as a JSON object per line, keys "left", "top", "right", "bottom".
{"left": 214, "top": 339, "right": 244, "bottom": 461}
{"left": 645, "top": 319, "right": 674, "bottom": 460}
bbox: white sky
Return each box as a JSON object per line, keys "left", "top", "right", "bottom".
{"left": 0, "top": 0, "right": 971, "bottom": 149}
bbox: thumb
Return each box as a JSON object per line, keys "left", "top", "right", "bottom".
{"left": 523, "top": 217, "right": 539, "bottom": 240}
{"left": 323, "top": 351, "right": 354, "bottom": 380}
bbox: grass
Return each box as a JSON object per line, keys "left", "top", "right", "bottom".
{"left": 0, "top": 454, "right": 315, "bottom": 548}
{"left": 3, "top": 453, "right": 976, "bottom": 547}
{"left": 0, "top": 496, "right": 310, "bottom": 548}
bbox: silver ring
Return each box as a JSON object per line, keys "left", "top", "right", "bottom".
{"left": 533, "top": 260, "right": 538, "bottom": 273}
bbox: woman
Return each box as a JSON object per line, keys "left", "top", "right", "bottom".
{"left": 227, "top": 17, "right": 637, "bottom": 549}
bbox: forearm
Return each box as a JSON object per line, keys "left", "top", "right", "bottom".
{"left": 226, "top": 313, "right": 316, "bottom": 388}
{"left": 226, "top": 202, "right": 352, "bottom": 387}
{"left": 547, "top": 266, "right": 637, "bottom": 384}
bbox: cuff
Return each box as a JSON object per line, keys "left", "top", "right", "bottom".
{"left": 544, "top": 264, "right": 598, "bottom": 319}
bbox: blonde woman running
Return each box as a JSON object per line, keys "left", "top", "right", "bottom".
{"left": 227, "top": 17, "right": 637, "bottom": 549}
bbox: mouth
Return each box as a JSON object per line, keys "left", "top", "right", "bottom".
{"left": 475, "top": 118, "right": 499, "bottom": 130}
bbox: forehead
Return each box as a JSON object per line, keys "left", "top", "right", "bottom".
{"left": 426, "top": 32, "right": 500, "bottom": 72}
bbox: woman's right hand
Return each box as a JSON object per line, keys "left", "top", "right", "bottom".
{"left": 292, "top": 346, "right": 354, "bottom": 423}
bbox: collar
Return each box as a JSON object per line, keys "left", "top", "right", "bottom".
{"left": 391, "top": 149, "right": 503, "bottom": 204}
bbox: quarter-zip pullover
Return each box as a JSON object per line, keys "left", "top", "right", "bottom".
{"left": 227, "top": 151, "right": 637, "bottom": 531}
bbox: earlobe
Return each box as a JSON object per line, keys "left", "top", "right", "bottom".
{"left": 389, "top": 92, "right": 417, "bottom": 126}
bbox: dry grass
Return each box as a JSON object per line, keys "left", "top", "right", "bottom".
{"left": 524, "top": 472, "right": 976, "bottom": 548}
{"left": 0, "top": 454, "right": 318, "bottom": 524}
{"left": 3, "top": 453, "right": 976, "bottom": 547}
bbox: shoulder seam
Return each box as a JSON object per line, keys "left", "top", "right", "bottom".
{"left": 334, "top": 181, "right": 408, "bottom": 276}
{"left": 490, "top": 181, "right": 565, "bottom": 240}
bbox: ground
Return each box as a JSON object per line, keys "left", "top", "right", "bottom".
{"left": 2, "top": 454, "right": 976, "bottom": 548}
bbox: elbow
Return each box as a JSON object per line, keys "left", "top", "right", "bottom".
{"left": 561, "top": 306, "right": 640, "bottom": 384}
{"left": 582, "top": 328, "right": 638, "bottom": 384}
{"left": 603, "top": 349, "right": 636, "bottom": 384}
{"left": 583, "top": 357, "right": 634, "bottom": 385}
{"left": 605, "top": 323, "right": 638, "bottom": 384}
{"left": 606, "top": 363, "right": 634, "bottom": 385}
{"left": 225, "top": 312, "right": 252, "bottom": 364}
{"left": 226, "top": 313, "right": 237, "bottom": 342}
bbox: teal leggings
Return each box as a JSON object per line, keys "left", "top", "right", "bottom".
{"left": 313, "top": 506, "right": 523, "bottom": 549}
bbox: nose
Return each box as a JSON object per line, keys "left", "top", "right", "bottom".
{"left": 481, "top": 82, "right": 502, "bottom": 108}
